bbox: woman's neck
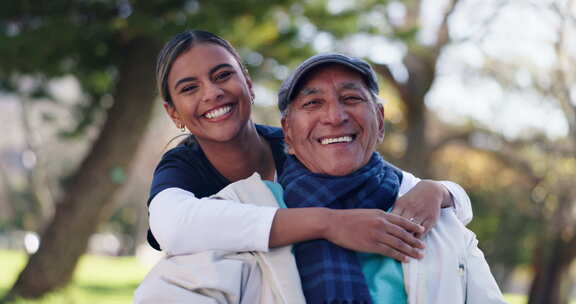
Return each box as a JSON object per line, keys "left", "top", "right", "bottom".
{"left": 197, "top": 123, "right": 276, "bottom": 182}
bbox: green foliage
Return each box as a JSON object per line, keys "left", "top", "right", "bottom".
{"left": 1, "top": 0, "right": 408, "bottom": 139}
{"left": 468, "top": 189, "right": 540, "bottom": 267}
{"left": 0, "top": 0, "right": 308, "bottom": 138}
{"left": 4, "top": 0, "right": 564, "bottom": 298}
{"left": 302, "top": 0, "right": 390, "bottom": 37}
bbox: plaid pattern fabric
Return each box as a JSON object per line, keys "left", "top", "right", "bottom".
{"left": 279, "top": 152, "right": 403, "bottom": 304}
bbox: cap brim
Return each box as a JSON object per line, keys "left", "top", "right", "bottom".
{"left": 286, "top": 57, "right": 372, "bottom": 102}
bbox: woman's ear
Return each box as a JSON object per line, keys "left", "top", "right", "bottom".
{"left": 163, "top": 102, "right": 184, "bottom": 129}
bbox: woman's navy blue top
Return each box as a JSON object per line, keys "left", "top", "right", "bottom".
{"left": 147, "top": 124, "right": 286, "bottom": 250}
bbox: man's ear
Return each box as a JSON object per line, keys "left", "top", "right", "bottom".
{"left": 281, "top": 115, "right": 296, "bottom": 155}
{"left": 163, "top": 102, "right": 183, "bottom": 128}
{"left": 376, "top": 103, "right": 385, "bottom": 142}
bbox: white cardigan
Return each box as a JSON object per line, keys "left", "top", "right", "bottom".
{"left": 134, "top": 173, "right": 306, "bottom": 304}
{"left": 137, "top": 173, "right": 505, "bottom": 304}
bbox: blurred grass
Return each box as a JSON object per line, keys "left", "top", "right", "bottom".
{"left": 0, "top": 249, "right": 149, "bottom": 304}
{"left": 0, "top": 249, "right": 558, "bottom": 304}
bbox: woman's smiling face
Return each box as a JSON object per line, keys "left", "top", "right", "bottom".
{"left": 165, "top": 43, "right": 254, "bottom": 143}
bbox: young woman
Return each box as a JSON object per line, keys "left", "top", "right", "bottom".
{"left": 147, "top": 30, "right": 472, "bottom": 263}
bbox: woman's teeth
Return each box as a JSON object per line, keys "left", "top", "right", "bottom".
{"left": 320, "top": 136, "right": 353, "bottom": 145}
{"left": 205, "top": 105, "right": 232, "bottom": 119}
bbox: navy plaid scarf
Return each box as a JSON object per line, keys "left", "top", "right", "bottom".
{"left": 278, "top": 152, "right": 403, "bottom": 304}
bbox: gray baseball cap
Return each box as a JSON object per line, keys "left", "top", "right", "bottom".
{"left": 278, "top": 53, "right": 380, "bottom": 112}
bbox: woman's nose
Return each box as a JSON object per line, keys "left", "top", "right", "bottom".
{"left": 202, "top": 82, "right": 224, "bottom": 103}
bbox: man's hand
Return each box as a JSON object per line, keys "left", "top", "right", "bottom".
{"left": 392, "top": 180, "right": 453, "bottom": 238}
{"left": 325, "top": 209, "right": 426, "bottom": 262}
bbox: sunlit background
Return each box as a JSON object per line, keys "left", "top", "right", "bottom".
{"left": 1, "top": 0, "right": 575, "bottom": 303}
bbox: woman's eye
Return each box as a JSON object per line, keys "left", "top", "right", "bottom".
{"left": 180, "top": 85, "right": 198, "bottom": 93}
{"left": 215, "top": 71, "right": 233, "bottom": 81}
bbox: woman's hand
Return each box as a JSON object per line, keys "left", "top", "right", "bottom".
{"left": 270, "top": 207, "right": 426, "bottom": 262}
{"left": 392, "top": 180, "right": 453, "bottom": 238}
{"left": 325, "top": 209, "right": 425, "bottom": 262}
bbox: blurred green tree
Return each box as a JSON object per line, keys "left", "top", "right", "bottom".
{"left": 2, "top": 0, "right": 567, "bottom": 301}
{"left": 0, "top": 0, "right": 309, "bottom": 300}
{"left": 465, "top": 1, "right": 576, "bottom": 302}
{"left": 297, "top": 0, "right": 563, "bottom": 299}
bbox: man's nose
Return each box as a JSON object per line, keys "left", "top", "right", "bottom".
{"left": 322, "top": 101, "right": 349, "bottom": 125}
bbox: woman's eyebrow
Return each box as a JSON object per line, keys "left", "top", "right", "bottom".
{"left": 209, "top": 63, "right": 233, "bottom": 75}
{"left": 174, "top": 76, "right": 197, "bottom": 90}
{"left": 173, "top": 63, "right": 234, "bottom": 90}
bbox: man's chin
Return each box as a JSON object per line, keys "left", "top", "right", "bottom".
{"left": 322, "top": 163, "right": 361, "bottom": 176}
{"left": 296, "top": 153, "right": 364, "bottom": 176}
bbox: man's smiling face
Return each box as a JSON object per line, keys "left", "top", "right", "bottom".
{"left": 282, "top": 63, "right": 385, "bottom": 176}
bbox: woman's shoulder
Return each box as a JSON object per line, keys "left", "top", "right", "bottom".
{"left": 255, "top": 124, "right": 284, "bottom": 140}
{"left": 150, "top": 141, "right": 227, "bottom": 201}
{"left": 255, "top": 124, "right": 287, "bottom": 173}
{"left": 152, "top": 144, "right": 208, "bottom": 181}
{"left": 157, "top": 137, "right": 206, "bottom": 166}
{"left": 162, "top": 143, "right": 197, "bottom": 159}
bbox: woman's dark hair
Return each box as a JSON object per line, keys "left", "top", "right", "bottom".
{"left": 156, "top": 30, "right": 249, "bottom": 106}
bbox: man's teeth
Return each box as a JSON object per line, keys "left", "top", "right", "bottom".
{"left": 320, "top": 136, "right": 353, "bottom": 145}
{"left": 205, "top": 105, "right": 232, "bottom": 119}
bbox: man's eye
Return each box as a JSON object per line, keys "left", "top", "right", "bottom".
{"left": 302, "top": 100, "right": 321, "bottom": 108}
{"left": 215, "top": 71, "right": 234, "bottom": 81}
{"left": 344, "top": 96, "right": 363, "bottom": 102}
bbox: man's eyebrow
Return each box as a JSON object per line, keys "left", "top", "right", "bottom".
{"left": 298, "top": 87, "right": 322, "bottom": 96}
{"left": 340, "top": 82, "right": 363, "bottom": 90}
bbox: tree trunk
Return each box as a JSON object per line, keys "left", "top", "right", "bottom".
{"left": 528, "top": 191, "right": 576, "bottom": 304}
{"left": 0, "top": 162, "right": 15, "bottom": 222}
{"left": 4, "top": 36, "right": 161, "bottom": 300}
{"left": 527, "top": 239, "right": 573, "bottom": 304}
{"left": 398, "top": 53, "right": 436, "bottom": 178}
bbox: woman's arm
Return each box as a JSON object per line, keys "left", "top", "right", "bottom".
{"left": 392, "top": 171, "right": 473, "bottom": 236}
{"left": 269, "top": 208, "right": 425, "bottom": 262}
{"left": 149, "top": 187, "right": 277, "bottom": 255}
{"left": 150, "top": 187, "right": 426, "bottom": 261}
{"left": 438, "top": 180, "right": 473, "bottom": 225}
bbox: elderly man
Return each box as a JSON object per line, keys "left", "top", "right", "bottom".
{"left": 277, "top": 53, "right": 506, "bottom": 304}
